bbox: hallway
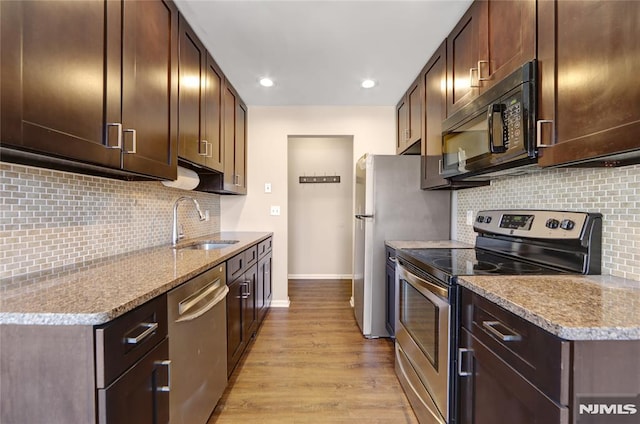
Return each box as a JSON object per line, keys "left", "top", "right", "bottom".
{"left": 209, "top": 279, "right": 418, "bottom": 423}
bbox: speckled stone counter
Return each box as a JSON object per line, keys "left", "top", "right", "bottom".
{"left": 458, "top": 274, "right": 640, "bottom": 341}
{"left": 385, "top": 240, "right": 473, "bottom": 250}
{"left": 0, "top": 232, "right": 272, "bottom": 326}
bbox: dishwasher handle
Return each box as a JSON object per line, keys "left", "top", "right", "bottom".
{"left": 176, "top": 284, "right": 229, "bottom": 323}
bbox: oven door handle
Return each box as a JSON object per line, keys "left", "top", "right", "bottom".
{"left": 398, "top": 264, "right": 448, "bottom": 299}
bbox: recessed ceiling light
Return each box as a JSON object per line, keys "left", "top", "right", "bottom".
{"left": 361, "top": 79, "right": 376, "bottom": 89}
{"left": 259, "top": 77, "right": 274, "bottom": 87}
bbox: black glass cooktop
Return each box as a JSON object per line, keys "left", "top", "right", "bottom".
{"left": 398, "top": 248, "right": 569, "bottom": 279}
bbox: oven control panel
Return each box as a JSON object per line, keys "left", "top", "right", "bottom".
{"left": 473, "top": 210, "right": 594, "bottom": 239}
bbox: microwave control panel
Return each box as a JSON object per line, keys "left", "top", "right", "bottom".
{"left": 503, "top": 99, "right": 522, "bottom": 149}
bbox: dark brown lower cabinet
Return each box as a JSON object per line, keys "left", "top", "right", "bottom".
{"left": 257, "top": 252, "right": 272, "bottom": 322}
{"left": 458, "top": 327, "right": 568, "bottom": 424}
{"left": 226, "top": 264, "right": 257, "bottom": 377}
{"left": 97, "top": 339, "right": 170, "bottom": 424}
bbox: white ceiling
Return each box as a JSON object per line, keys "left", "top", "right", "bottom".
{"left": 174, "top": 0, "right": 473, "bottom": 106}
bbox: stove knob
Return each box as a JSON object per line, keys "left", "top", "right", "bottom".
{"left": 546, "top": 219, "right": 560, "bottom": 229}
{"left": 560, "top": 219, "right": 575, "bottom": 230}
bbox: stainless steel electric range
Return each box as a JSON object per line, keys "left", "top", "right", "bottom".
{"left": 394, "top": 210, "right": 603, "bottom": 424}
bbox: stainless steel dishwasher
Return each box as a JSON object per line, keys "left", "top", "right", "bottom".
{"left": 168, "top": 264, "right": 228, "bottom": 424}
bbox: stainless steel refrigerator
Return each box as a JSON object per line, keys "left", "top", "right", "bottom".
{"left": 353, "top": 154, "right": 451, "bottom": 338}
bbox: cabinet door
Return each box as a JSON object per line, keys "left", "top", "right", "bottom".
{"left": 396, "top": 96, "right": 408, "bottom": 154}
{"left": 97, "top": 338, "right": 170, "bottom": 424}
{"left": 243, "top": 265, "right": 257, "bottom": 338}
{"left": 177, "top": 15, "right": 206, "bottom": 167}
{"left": 422, "top": 41, "right": 449, "bottom": 189}
{"left": 121, "top": 0, "right": 178, "bottom": 180}
{"left": 226, "top": 278, "right": 244, "bottom": 376}
{"left": 234, "top": 100, "right": 248, "bottom": 194}
{"left": 222, "top": 85, "right": 237, "bottom": 191}
{"left": 408, "top": 78, "right": 423, "bottom": 147}
{"left": 385, "top": 262, "right": 396, "bottom": 338}
{"left": 257, "top": 253, "right": 272, "bottom": 322}
{"left": 537, "top": 0, "right": 640, "bottom": 167}
{"left": 203, "top": 55, "right": 224, "bottom": 172}
{"left": 458, "top": 328, "right": 568, "bottom": 424}
{"left": 0, "top": 0, "right": 121, "bottom": 168}
{"left": 478, "top": 0, "right": 536, "bottom": 91}
{"left": 446, "top": 1, "right": 486, "bottom": 117}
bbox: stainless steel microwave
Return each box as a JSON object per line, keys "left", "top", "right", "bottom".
{"left": 441, "top": 60, "right": 537, "bottom": 181}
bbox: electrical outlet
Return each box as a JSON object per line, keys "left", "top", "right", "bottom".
{"left": 205, "top": 210, "right": 210, "bottom": 222}
{"left": 270, "top": 205, "right": 280, "bottom": 216}
{"left": 466, "top": 210, "right": 474, "bottom": 225}
{"left": 265, "top": 182, "right": 272, "bottom": 193}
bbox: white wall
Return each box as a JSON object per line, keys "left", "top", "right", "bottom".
{"left": 220, "top": 106, "right": 395, "bottom": 306}
{"left": 288, "top": 136, "right": 354, "bottom": 279}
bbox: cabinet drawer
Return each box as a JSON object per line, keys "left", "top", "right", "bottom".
{"left": 460, "top": 288, "right": 570, "bottom": 405}
{"left": 227, "top": 246, "right": 259, "bottom": 281}
{"left": 245, "top": 245, "right": 258, "bottom": 266}
{"left": 95, "top": 294, "right": 168, "bottom": 388}
{"left": 258, "top": 237, "right": 272, "bottom": 259}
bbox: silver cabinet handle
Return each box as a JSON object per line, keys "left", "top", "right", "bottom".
{"left": 105, "top": 123, "right": 122, "bottom": 149}
{"left": 155, "top": 359, "right": 171, "bottom": 392}
{"left": 125, "top": 322, "right": 158, "bottom": 344}
{"left": 438, "top": 159, "right": 443, "bottom": 175}
{"left": 123, "top": 128, "right": 137, "bottom": 154}
{"left": 458, "top": 348, "right": 473, "bottom": 376}
{"left": 536, "top": 120, "right": 555, "bottom": 148}
{"left": 477, "top": 60, "right": 490, "bottom": 81}
{"left": 205, "top": 140, "right": 212, "bottom": 157}
{"left": 389, "top": 256, "right": 397, "bottom": 263}
{"left": 482, "top": 320, "right": 522, "bottom": 341}
{"left": 241, "top": 281, "right": 250, "bottom": 299}
{"left": 469, "top": 67, "right": 480, "bottom": 88}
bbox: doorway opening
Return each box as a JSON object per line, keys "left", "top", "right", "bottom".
{"left": 287, "top": 135, "right": 354, "bottom": 281}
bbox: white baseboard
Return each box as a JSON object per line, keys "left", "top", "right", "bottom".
{"left": 288, "top": 274, "right": 352, "bottom": 280}
{"left": 270, "top": 298, "right": 291, "bottom": 308}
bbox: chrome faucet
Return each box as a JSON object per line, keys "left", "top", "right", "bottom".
{"left": 172, "top": 196, "right": 206, "bottom": 246}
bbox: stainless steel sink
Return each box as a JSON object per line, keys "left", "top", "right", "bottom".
{"left": 174, "top": 240, "right": 239, "bottom": 250}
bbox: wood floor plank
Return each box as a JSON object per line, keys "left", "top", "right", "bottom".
{"left": 208, "top": 279, "right": 418, "bottom": 423}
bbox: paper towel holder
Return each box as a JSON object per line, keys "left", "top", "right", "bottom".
{"left": 161, "top": 166, "right": 200, "bottom": 191}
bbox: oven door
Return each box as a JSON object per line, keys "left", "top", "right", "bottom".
{"left": 395, "top": 263, "right": 450, "bottom": 423}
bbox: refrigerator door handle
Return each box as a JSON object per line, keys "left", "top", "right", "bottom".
{"left": 355, "top": 214, "right": 374, "bottom": 220}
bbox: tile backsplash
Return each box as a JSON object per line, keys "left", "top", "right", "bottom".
{"left": 1, "top": 162, "right": 220, "bottom": 279}
{"left": 455, "top": 164, "right": 640, "bottom": 281}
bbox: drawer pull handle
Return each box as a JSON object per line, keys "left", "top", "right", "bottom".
{"left": 482, "top": 320, "right": 522, "bottom": 342}
{"left": 458, "top": 348, "right": 474, "bottom": 377}
{"left": 389, "top": 256, "right": 397, "bottom": 263}
{"left": 155, "top": 359, "right": 171, "bottom": 392}
{"left": 125, "top": 322, "right": 158, "bottom": 345}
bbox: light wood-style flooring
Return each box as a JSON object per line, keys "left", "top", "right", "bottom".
{"left": 208, "top": 279, "right": 418, "bottom": 423}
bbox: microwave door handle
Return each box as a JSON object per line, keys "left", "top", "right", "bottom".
{"left": 488, "top": 104, "right": 507, "bottom": 153}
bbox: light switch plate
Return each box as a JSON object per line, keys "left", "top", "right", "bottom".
{"left": 265, "top": 183, "right": 272, "bottom": 193}
{"left": 466, "top": 210, "right": 474, "bottom": 225}
{"left": 270, "top": 205, "right": 280, "bottom": 216}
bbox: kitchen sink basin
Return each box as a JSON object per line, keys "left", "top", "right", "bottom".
{"left": 175, "top": 240, "right": 239, "bottom": 250}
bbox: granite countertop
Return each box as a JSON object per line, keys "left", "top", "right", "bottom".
{"left": 0, "top": 232, "right": 272, "bottom": 326}
{"left": 458, "top": 274, "right": 640, "bottom": 341}
{"left": 385, "top": 240, "right": 473, "bottom": 250}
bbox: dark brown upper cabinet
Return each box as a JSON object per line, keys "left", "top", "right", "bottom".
{"left": 446, "top": 0, "right": 535, "bottom": 117}
{"left": 396, "top": 77, "right": 423, "bottom": 154}
{"left": 177, "top": 16, "right": 223, "bottom": 173}
{"left": 422, "top": 42, "right": 449, "bottom": 189}
{"left": 537, "top": 0, "right": 640, "bottom": 167}
{"left": 0, "top": 0, "right": 178, "bottom": 180}
{"left": 421, "top": 40, "right": 489, "bottom": 191}
{"left": 219, "top": 83, "right": 247, "bottom": 194}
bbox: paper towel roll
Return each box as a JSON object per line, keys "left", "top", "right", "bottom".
{"left": 161, "top": 166, "right": 200, "bottom": 191}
